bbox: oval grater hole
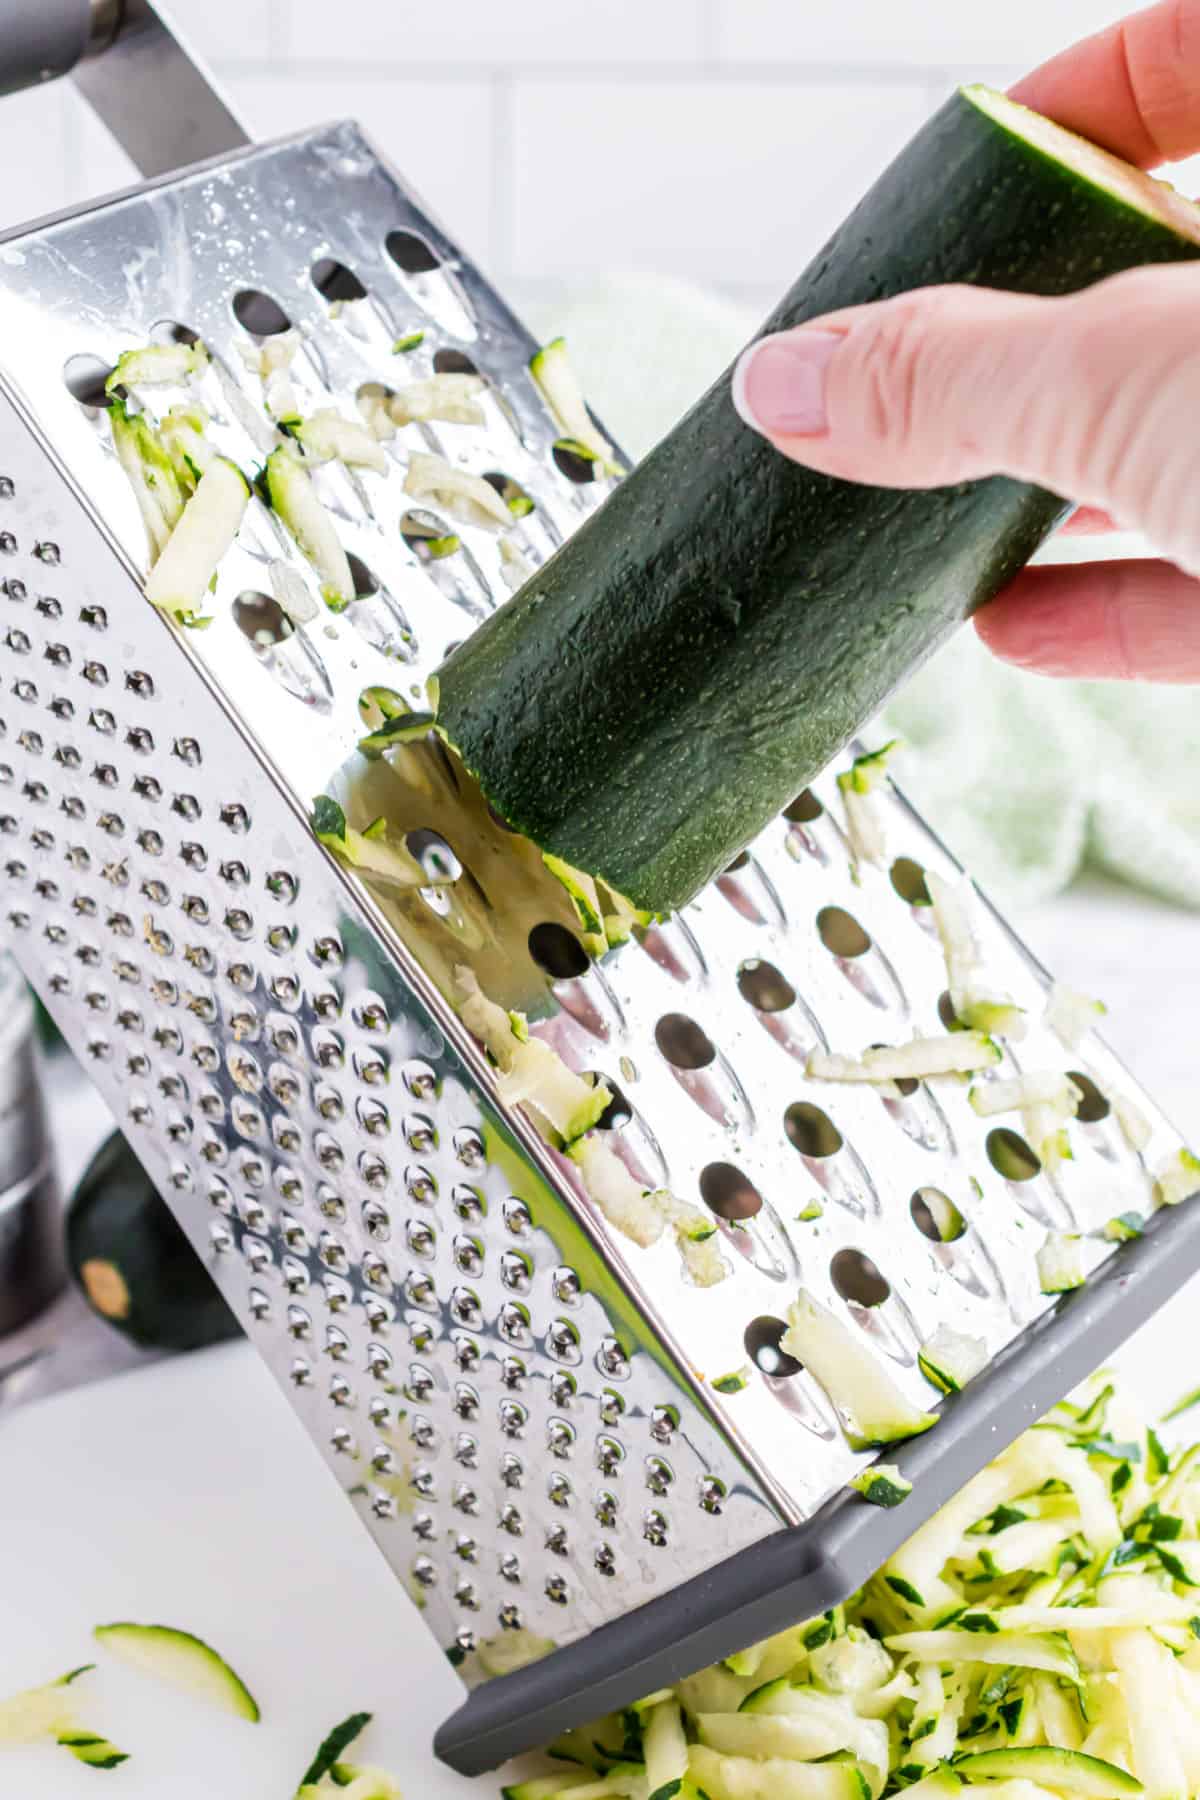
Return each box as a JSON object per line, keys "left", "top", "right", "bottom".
{"left": 552, "top": 441, "right": 598, "bottom": 485}
{"left": 483, "top": 470, "right": 535, "bottom": 518}
{"left": 654, "top": 1012, "right": 715, "bottom": 1072}
{"left": 234, "top": 589, "right": 292, "bottom": 649}
{"left": 737, "top": 958, "right": 795, "bottom": 1014}
{"left": 406, "top": 828, "right": 462, "bottom": 885}
{"left": 529, "top": 921, "right": 589, "bottom": 981}
{"left": 149, "top": 318, "right": 201, "bottom": 348}
{"left": 785, "top": 788, "right": 823, "bottom": 824}
{"left": 937, "top": 990, "right": 959, "bottom": 1031}
{"left": 911, "top": 1186, "right": 967, "bottom": 1243}
{"left": 232, "top": 288, "right": 292, "bottom": 337}
{"left": 386, "top": 228, "right": 441, "bottom": 274}
{"left": 699, "top": 1161, "right": 762, "bottom": 1223}
{"left": 744, "top": 1315, "right": 801, "bottom": 1379}
{"left": 347, "top": 553, "right": 379, "bottom": 599}
{"left": 401, "top": 507, "right": 460, "bottom": 562}
{"left": 589, "top": 1076, "right": 632, "bottom": 1132}
{"left": 987, "top": 1126, "right": 1041, "bottom": 1182}
{"left": 311, "top": 257, "right": 368, "bottom": 304}
{"left": 63, "top": 352, "right": 116, "bottom": 410}
{"left": 830, "top": 1246, "right": 890, "bottom": 1308}
{"left": 890, "top": 856, "right": 932, "bottom": 907}
{"left": 1068, "top": 1071, "right": 1110, "bottom": 1124}
{"left": 784, "top": 1101, "right": 842, "bottom": 1159}
{"left": 817, "top": 905, "right": 870, "bottom": 959}
{"left": 433, "top": 348, "right": 477, "bottom": 376}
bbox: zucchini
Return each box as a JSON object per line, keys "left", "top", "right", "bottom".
{"left": 109, "top": 399, "right": 188, "bottom": 560}
{"left": 143, "top": 456, "right": 249, "bottom": 625}
{"left": 850, "top": 1465, "right": 913, "bottom": 1508}
{"left": 264, "top": 447, "right": 354, "bottom": 609}
{"left": 808, "top": 1034, "right": 1000, "bottom": 1084}
{"left": 953, "top": 1748, "right": 1141, "bottom": 1796}
{"left": 530, "top": 338, "right": 621, "bottom": 475}
{"left": 1037, "top": 1233, "right": 1085, "bottom": 1296}
{"left": 1154, "top": 1150, "right": 1200, "bottom": 1208}
{"left": 918, "top": 1326, "right": 988, "bottom": 1395}
{"left": 781, "top": 1290, "right": 937, "bottom": 1451}
{"left": 432, "top": 86, "right": 1200, "bottom": 913}
{"left": 108, "top": 339, "right": 209, "bottom": 393}
{"left": 837, "top": 741, "right": 899, "bottom": 872}
{"left": 93, "top": 1622, "right": 260, "bottom": 1720}
{"left": 297, "top": 1712, "right": 372, "bottom": 1791}
{"left": 644, "top": 1698, "right": 693, "bottom": 1800}
{"left": 404, "top": 451, "right": 513, "bottom": 530}
{"left": 1044, "top": 986, "right": 1107, "bottom": 1053}
{"left": 57, "top": 1729, "right": 130, "bottom": 1770}
{"left": 688, "top": 1746, "right": 869, "bottom": 1800}
{"left": 291, "top": 409, "right": 388, "bottom": 473}
{"left": 66, "top": 1131, "right": 241, "bottom": 1352}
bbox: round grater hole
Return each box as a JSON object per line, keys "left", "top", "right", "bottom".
{"left": 432, "top": 348, "right": 477, "bottom": 376}
{"left": 784, "top": 1101, "right": 842, "bottom": 1159}
{"left": 890, "top": 857, "right": 931, "bottom": 907}
{"left": 654, "top": 1012, "right": 714, "bottom": 1071}
{"left": 232, "top": 288, "right": 292, "bottom": 337}
{"left": 784, "top": 788, "right": 823, "bottom": 824}
{"left": 737, "top": 958, "right": 795, "bottom": 1013}
{"left": 744, "top": 1316, "right": 801, "bottom": 1378}
{"left": 830, "top": 1247, "right": 889, "bottom": 1308}
{"left": 1068, "top": 1071, "right": 1110, "bottom": 1124}
{"left": 149, "top": 318, "right": 202, "bottom": 347}
{"left": 63, "top": 352, "right": 117, "bottom": 410}
{"left": 699, "top": 1162, "right": 762, "bottom": 1222}
{"left": 311, "top": 257, "right": 368, "bottom": 304}
{"left": 817, "top": 905, "right": 870, "bottom": 959}
{"left": 986, "top": 1127, "right": 1041, "bottom": 1182}
{"left": 347, "top": 553, "right": 379, "bottom": 599}
{"left": 588, "top": 1075, "right": 631, "bottom": 1132}
{"left": 528, "top": 921, "right": 588, "bottom": 981}
{"left": 911, "top": 1186, "right": 967, "bottom": 1243}
{"left": 483, "top": 470, "right": 535, "bottom": 518}
{"left": 406, "top": 828, "right": 461, "bottom": 885}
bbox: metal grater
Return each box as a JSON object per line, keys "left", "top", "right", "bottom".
{"left": 3, "top": 0, "right": 1200, "bottom": 1775}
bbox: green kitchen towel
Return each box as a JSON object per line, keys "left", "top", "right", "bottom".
{"left": 518, "top": 274, "right": 1200, "bottom": 914}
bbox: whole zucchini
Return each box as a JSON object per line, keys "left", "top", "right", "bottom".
{"left": 66, "top": 1132, "right": 241, "bottom": 1352}
{"left": 434, "top": 87, "right": 1200, "bottom": 914}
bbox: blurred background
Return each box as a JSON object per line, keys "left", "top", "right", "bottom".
{"left": 10, "top": 0, "right": 1199, "bottom": 313}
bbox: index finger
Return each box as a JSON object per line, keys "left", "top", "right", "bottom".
{"left": 1011, "top": 0, "right": 1200, "bottom": 167}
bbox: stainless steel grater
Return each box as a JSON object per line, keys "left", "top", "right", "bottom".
{"left": 3, "top": 0, "right": 1200, "bottom": 1774}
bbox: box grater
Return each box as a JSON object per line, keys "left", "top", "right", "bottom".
{"left": 3, "top": 0, "right": 1200, "bottom": 1775}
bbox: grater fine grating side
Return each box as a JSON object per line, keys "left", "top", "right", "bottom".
{"left": 0, "top": 85, "right": 1197, "bottom": 1773}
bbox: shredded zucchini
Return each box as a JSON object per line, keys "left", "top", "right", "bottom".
{"left": 1154, "top": 1150, "right": 1200, "bottom": 1208}
{"left": 1045, "top": 984, "right": 1107, "bottom": 1052}
{"left": 404, "top": 450, "right": 513, "bottom": 529}
{"left": 143, "top": 457, "right": 249, "bottom": 626}
{"left": 108, "top": 339, "right": 209, "bottom": 394}
{"left": 781, "top": 1289, "right": 937, "bottom": 1451}
{"left": 927, "top": 871, "right": 1026, "bottom": 1039}
{"left": 387, "top": 373, "right": 486, "bottom": 427}
{"left": 291, "top": 409, "right": 388, "bottom": 473}
{"left": 837, "top": 740, "right": 900, "bottom": 873}
{"left": 530, "top": 336, "right": 622, "bottom": 475}
{"left": 917, "top": 1325, "right": 988, "bottom": 1394}
{"left": 808, "top": 1034, "right": 1001, "bottom": 1084}
{"left": 264, "top": 446, "right": 355, "bottom": 609}
{"left": 311, "top": 795, "right": 431, "bottom": 889}
{"left": 1037, "top": 1232, "right": 1085, "bottom": 1295}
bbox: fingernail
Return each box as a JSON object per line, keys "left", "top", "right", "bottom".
{"left": 732, "top": 329, "right": 841, "bottom": 436}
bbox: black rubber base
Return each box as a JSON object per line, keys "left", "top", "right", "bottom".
{"left": 436, "top": 1194, "right": 1200, "bottom": 1772}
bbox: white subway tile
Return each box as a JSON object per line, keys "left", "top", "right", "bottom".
{"left": 223, "top": 73, "right": 498, "bottom": 262}
{"left": 714, "top": 0, "right": 1131, "bottom": 70}
{"left": 507, "top": 78, "right": 930, "bottom": 291}
{"left": 0, "top": 86, "right": 76, "bottom": 230}
{"left": 284, "top": 0, "right": 706, "bottom": 65}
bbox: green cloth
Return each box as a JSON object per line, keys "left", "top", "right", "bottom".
{"left": 518, "top": 274, "right": 1200, "bottom": 913}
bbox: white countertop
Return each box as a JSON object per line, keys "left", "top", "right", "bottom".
{"left": 2, "top": 874, "right": 1198, "bottom": 1799}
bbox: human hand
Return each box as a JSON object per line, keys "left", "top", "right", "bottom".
{"left": 732, "top": 0, "right": 1200, "bottom": 682}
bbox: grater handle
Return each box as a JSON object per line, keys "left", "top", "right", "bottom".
{"left": 0, "top": 0, "right": 110, "bottom": 97}
{"left": 0, "top": 0, "right": 251, "bottom": 177}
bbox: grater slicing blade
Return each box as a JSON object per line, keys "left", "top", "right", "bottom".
{"left": 0, "top": 117, "right": 1195, "bottom": 1769}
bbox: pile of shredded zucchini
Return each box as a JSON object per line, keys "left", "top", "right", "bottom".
{"left": 513, "top": 1376, "right": 1200, "bottom": 1800}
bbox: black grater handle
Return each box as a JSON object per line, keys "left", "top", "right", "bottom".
{"left": 0, "top": 0, "right": 112, "bottom": 97}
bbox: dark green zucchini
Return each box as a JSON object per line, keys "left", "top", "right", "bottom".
{"left": 66, "top": 1133, "right": 241, "bottom": 1351}
{"left": 433, "top": 86, "right": 1200, "bottom": 914}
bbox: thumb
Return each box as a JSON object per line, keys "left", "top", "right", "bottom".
{"left": 731, "top": 264, "right": 1200, "bottom": 576}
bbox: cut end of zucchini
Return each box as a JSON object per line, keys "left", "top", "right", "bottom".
{"left": 917, "top": 1326, "right": 987, "bottom": 1395}
{"left": 964, "top": 85, "right": 1200, "bottom": 247}
{"left": 93, "top": 1622, "right": 260, "bottom": 1722}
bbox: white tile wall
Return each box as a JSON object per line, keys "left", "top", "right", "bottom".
{"left": 0, "top": 0, "right": 1183, "bottom": 309}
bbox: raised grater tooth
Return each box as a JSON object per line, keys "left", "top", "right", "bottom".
{"left": 0, "top": 4, "right": 1198, "bottom": 1779}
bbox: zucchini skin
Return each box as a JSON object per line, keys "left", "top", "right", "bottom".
{"left": 66, "top": 1133, "right": 241, "bottom": 1352}
{"left": 435, "top": 90, "right": 1200, "bottom": 913}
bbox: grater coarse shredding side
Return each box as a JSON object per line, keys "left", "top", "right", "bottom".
{"left": 2, "top": 0, "right": 1200, "bottom": 1775}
